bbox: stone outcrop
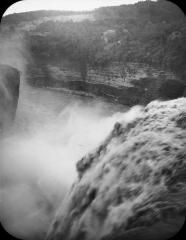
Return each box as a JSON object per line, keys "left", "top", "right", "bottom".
{"left": 47, "top": 98, "right": 186, "bottom": 240}
{"left": 27, "top": 61, "right": 184, "bottom": 106}
{"left": 0, "top": 64, "right": 20, "bottom": 131}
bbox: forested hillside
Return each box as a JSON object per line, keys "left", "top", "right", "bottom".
{"left": 1, "top": 0, "right": 186, "bottom": 104}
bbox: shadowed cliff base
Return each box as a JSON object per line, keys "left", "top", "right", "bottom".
{"left": 0, "top": 64, "right": 20, "bottom": 132}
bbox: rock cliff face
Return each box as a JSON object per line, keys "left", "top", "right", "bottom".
{"left": 0, "top": 64, "right": 20, "bottom": 131}
{"left": 47, "top": 97, "right": 186, "bottom": 240}
{"left": 27, "top": 61, "right": 184, "bottom": 106}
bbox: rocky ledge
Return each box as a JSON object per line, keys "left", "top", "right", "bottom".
{"left": 47, "top": 98, "right": 186, "bottom": 240}
{"left": 0, "top": 64, "right": 20, "bottom": 132}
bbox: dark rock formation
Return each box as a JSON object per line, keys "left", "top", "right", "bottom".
{"left": 0, "top": 64, "right": 20, "bottom": 131}
{"left": 47, "top": 98, "right": 186, "bottom": 240}
{"left": 27, "top": 61, "right": 183, "bottom": 106}
{"left": 132, "top": 77, "right": 185, "bottom": 104}
{"left": 159, "top": 79, "right": 185, "bottom": 100}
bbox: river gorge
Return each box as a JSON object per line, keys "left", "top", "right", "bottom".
{"left": 0, "top": 77, "right": 128, "bottom": 240}
{"left": 0, "top": 1, "right": 186, "bottom": 240}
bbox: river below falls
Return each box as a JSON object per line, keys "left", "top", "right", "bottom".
{"left": 14, "top": 83, "right": 127, "bottom": 135}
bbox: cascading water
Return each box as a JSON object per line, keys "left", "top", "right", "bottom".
{"left": 0, "top": 80, "right": 128, "bottom": 240}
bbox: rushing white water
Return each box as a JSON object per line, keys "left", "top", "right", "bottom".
{"left": 0, "top": 81, "right": 128, "bottom": 240}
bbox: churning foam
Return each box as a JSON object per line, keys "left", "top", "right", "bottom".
{"left": 0, "top": 86, "right": 140, "bottom": 240}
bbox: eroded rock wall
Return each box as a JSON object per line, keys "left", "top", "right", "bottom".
{"left": 27, "top": 61, "right": 184, "bottom": 106}
{"left": 47, "top": 97, "right": 186, "bottom": 240}
{"left": 0, "top": 64, "right": 20, "bottom": 131}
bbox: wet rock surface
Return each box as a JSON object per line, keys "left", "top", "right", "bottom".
{"left": 0, "top": 64, "right": 20, "bottom": 132}
{"left": 47, "top": 98, "right": 186, "bottom": 240}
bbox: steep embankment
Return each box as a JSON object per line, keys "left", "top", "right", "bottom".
{"left": 2, "top": 1, "right": 186, "bottom": 105}
{"left": 0, "top": 64, "right": 20, "bottom": 131}
{"left": 47, "top": 97, "right": 186, "bottom": 240}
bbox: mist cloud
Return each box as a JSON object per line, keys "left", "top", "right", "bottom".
{"left": 0, "top": 20, "right": 142, "bottom": 240}
{"left": 0, "top": 88, "right": 142, "bottom": 240}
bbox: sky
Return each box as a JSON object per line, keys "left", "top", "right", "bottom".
{"left": 4, "top": 0, "right": 151, "bottom": 16}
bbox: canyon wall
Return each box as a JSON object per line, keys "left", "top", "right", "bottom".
{"left": 2, "top": 0, "right": 186, "bottom": 107}
{"left": 27, "top": 61, "right": 184, "bottom": 106}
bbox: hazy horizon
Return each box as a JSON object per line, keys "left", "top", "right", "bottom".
{"left": 4, "top": 0, "right": 156, "bottom": 16}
